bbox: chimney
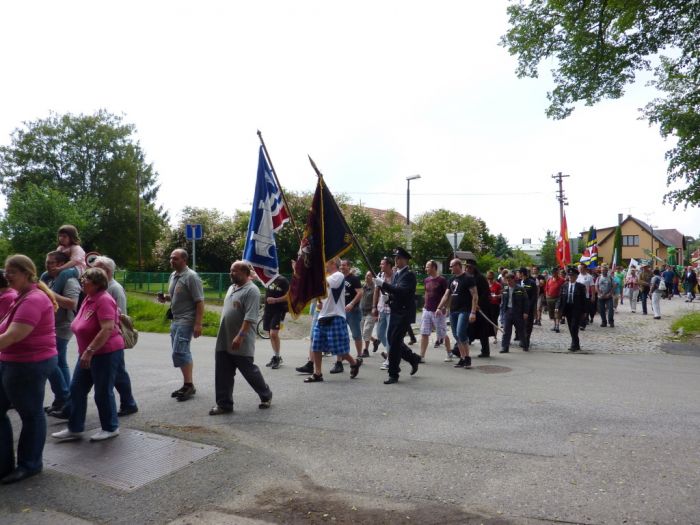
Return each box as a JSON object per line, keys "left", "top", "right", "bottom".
{"left": 618, "top": 214, "right": 623, "bottom": 225}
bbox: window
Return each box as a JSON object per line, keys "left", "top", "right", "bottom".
{"left": 622, "top": 235, "right": 639, "bottom": 246}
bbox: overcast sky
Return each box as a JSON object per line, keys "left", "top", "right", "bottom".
{"left": 1, "top": 0, "right": 698, "bottom": 247}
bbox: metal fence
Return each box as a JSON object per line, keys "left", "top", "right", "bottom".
{"left": 115, "top": 271, "right": 234, "bottom": 300}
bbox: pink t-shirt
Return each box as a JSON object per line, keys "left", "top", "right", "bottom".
{"left": 0, "top": 286, "right": 57, "bottom": 363}
{"left": 57, "top": 244, "right": 87, "bottom": 274}
{"left": 71, "top": 291, "right": 124, "bottom": 355}
{"left": 0, "top": 288, "right": 18, "bottom": 319}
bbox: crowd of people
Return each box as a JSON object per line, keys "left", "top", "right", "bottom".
{"left": 0, "top": 223, "right": 698, "bottom": 485}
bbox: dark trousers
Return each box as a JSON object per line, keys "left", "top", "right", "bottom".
{"left": 0, "top": 356, "right": 56, "bottom": 475}
{"left": 521, "top": 308, "right": 534, "bottom": 349}
{"left": 639, "top": 289, "right": 649, "bottom": 314}
{"left": 214, "top": 352, "right": 272, "bottom": 410}
{"left": 564, "top": 310, "right": 581, "bottom": 349}
{"left": 597, "top": 297, "right": 614, "bottom": 325}
{"left": 114, "top": 352, "right": 137, "bottom": 411}
{"left": 501, "top": 309, "right": 524, "bottom": 351}
{"left": 387, "top": 314, "right": 419, "bottom": 379}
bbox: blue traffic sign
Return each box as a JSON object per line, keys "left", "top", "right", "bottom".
{"left": 185, "top": 224, "right": 203, "bottom": 241}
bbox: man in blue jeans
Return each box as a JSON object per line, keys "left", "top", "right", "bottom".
{"left": 42, "top": 251, "right": 80, "bottom": 419}
{"left": 437, "top": 258, "right": 478, "bottom": 370}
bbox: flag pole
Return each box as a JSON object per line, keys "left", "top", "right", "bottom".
{"left": 257, "top": 130, "right": 303, "bottom": 245}
{"left": 308, "top": 155, "right": 377, "bottom": 277}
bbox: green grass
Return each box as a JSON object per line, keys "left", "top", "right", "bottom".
{"left": 127, "top": 295, "right": 220, "bottom": 337}
{"left": 671, "top": 312, "right": 700, "bottom": 339}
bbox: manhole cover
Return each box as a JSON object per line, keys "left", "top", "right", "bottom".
{"left": 474, "top": 365, "right": 512, "bottom": 374}
{"left": 44, "top": 428, "right": 220, "bottom": 491}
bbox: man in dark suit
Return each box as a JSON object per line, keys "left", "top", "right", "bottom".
{"left": 499, "top": 272, "right": 529, "bottom": 353}
{"left": 518, "top": 267, "right": 537, "bottom": 351}
{"left": 374, "top": 247, "right": 421, "bottom": 384}
{"left": 555, "top": 267, "right": 587, "bottom": 351}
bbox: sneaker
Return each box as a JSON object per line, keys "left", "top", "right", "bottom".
{"left": 265, "top": 356, "right": 276, "bottom": 367}
{"left": 47, "top": 407, "right": 70, "bottom": 419}
{"left": 171, "top": 386, "right": 187, "bottom": 398}
{"left": 117, "top": 406, "right": 139, "bottom": 417}
{"left": 270, "top": 355, "right": 281, "bottom": 369}
{"left": 433, "top": 339, "right": 442, "bottom": 348}
{"left": 372, "top": 339, "right": 380, "bottom": 352}
{"left": 295, "top": 361, "right": 314, "bottom": 374}
{"left": 259, "top": 396, "right": 272, "bottom": 409}
{"left": 464, "top": 356, "right": 472, "bottom": 369}
{"left": 454, "top": 358, "right": 466, "bottom": 368}
{"left": 51, "top": 429, "right": 84, "bottom": 442}
{"left": 209, "top": 405, "right": 233, "bottom": 416}
{"left": 329, "top": 361, "right": 344, "bottom": 374}
{"left": 443, "top": 354, "right": 453, "bottom": 362}
{"left": 90, "top": 429, "right": 120, "bottom": 441}
{"left": 362, "top": 349, "right": 370, "bottom": 358}
{"left": 381, "top": 351, "right": 388, "bottom": 360}
{"left": 176, "top": 385, "right": 196, "bottom": 402}
{"left": 380, "top": 361, "right": 389, "bottom": 370}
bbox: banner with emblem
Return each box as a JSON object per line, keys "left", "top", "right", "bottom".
{"left": 243, "top": 146, "right": 291, "bottom": 286}
{"left": 287, "top": 175, "right": 353, "bottom": 318}
{"left": 580, "top": 226, "right": 598, "bottom": 268}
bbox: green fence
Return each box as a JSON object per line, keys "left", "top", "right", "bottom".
{"left": 115, "top": 271, "right": 233, "bottom": 301}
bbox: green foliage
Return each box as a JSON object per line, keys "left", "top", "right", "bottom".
{"left": 154, "top": 207, "right": 248, "bottom": 272}
{"left": 0, "top": 236, "right": 12, "bottom": 265}
{"left": 0, "top": 111, "right": 166, "bottom": 267}
{"left": 501, "top": 1, "right": 700, "bottom": 207}
{"left": 411, "top": 209, "right": 491, "bottom": 265}
{"left": 493, "top": 233, "right": 513, "bottom": 259}
{"left": 126, "top": 293, "right": 220, "bottom": 337}
{"left": 613, "top": 225, "right": 623, "bottom": 262}
{"left": 671, "top": 312, "right": 700, "bottom": 340}
{"left": 502, "top": 248, "right": 535, "bottom": 270}
{"left": 540, "top": 230, "right": 557, "bottom": 269}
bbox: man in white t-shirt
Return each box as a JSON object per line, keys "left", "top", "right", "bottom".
{"left": 303, "top": 258, "right": 363, "bottom": 383}
{"left": 576, "top": 264, "right": 595, "bottom": 330}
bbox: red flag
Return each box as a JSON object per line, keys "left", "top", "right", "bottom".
{"left": 556, "top": 212, "right": 571, "bottom": 267}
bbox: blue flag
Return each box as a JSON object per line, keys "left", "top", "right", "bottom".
{"left": 243, "top": 147, "right": 290, "bottom": 286}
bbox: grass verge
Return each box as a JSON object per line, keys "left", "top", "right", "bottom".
{"left": 671, "top": 312, "right": 700, "bottom": 339}
{"left": 127, "top": 295, "right": 220, "bottom": 337}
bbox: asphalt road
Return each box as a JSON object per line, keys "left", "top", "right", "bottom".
{"left": 1, "top": 318, "right": 699, "bottom": 524}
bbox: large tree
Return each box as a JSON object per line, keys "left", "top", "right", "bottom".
{"left": 0, "top": 110, "right": 166, "bottom": 267}
{"left": 540, "top": 230, "right": 557, "bottom": 269}
{"left": 501, "top": 1, "right": 700, "bottom": 208}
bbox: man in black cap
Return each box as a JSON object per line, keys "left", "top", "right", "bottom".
{"left": 517, "top": 267, "right": 537, "bottom": 351}
{"left": 374, "top": 247, "right": 421, "bottom": 384}
{"left": 463, "top": 254, "right": 495, "bottom": 358}
{"left": 555, "top": 267, "right": 587, "bottom": 351}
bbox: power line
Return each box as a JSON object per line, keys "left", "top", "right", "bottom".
{"left": 336, "top": 190, "right": 549, "bottom": 196}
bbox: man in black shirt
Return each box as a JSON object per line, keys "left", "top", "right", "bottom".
{"left": 517, "top": 267, "right": 537, "bottom": 351}
{"left": 437, "top": 258, "right": 478, "bottom": 369}
{"left": 264, "top": 274, "right": 289, "bottom": 369}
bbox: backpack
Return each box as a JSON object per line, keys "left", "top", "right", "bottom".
{"left": 119, "top": 313, "right": 138, "bottom": 349}
{"left": 658, "top": 279, "right": 667, "bottom": 291}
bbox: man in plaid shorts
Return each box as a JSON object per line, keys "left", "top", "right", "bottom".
{"left": 419, "top": 260, "right": 452, "bottom": 363}
{"left": 303, "top": 258, "right": 363, "bottom": 383}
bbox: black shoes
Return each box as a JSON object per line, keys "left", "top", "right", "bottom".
{"left": 372, "top": 339, "right": 380, "bottom": 352}
{"left": 209, "top": 405, "right": 233, "bottom": 416}
{"left": 477, "top": 353, "right": 490, "bottom": 358}
{"left": 329, "top": 361, "right": 344, "bottom": 374}
{"left": 117, "top": 406, "right": 139, "bottom": 417}
{"left": 499, "top": 349, "right": 509, "bottom": 353}
{"left": 454, "top": 358, "right": 466, "bottom": 368}
{"left": 350, "top": 358, "right": 363, "bottom": 378}
{"left": 464, "top": 356, "right": 472, "bottom": 369}
{"left": 384, "top": 377, "right": 399, "bottom": 385}
{"left": 410, "top": 359, "right": 419, "bottom": 376}
{"left": 434, "top": 338, "right": 443, "bottom": 348}
{"left": 362, "top": 349, "right": 370, "bottom": 358}
{"left": 568, "top": 346, "right": 581, "bottom": 352}
{"left": 295, "top": 361, "right": 314, "bottom": 374}
{"left": 176, "top": 385, "right": 196, "bottom": 402}
{"left": 268, "top": 355, "right": 282, "bottom": 369}
{"left": 1, "top": 467, "right": 41, "bottom": 484}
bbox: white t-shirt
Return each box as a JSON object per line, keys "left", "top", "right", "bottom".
{"left": 376, "top": 271, "right": 393, "bottom": 313}
{"left": 576, "top": 273, "right": 594, "bottom": 298}
{"left": 319, "top": 271, "right": 346, "bottom": 319}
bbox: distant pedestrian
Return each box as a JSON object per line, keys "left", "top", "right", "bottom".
{"left": 359, "top": 272, "right": 379, "bottom": 356}
{"left": 596, "top": 265, "right": 615, "bottom": 327}
{"left": 209, "top": 261, "right": 272, "bottom": 414}
{"left": 545, "top": 267, "right": 565, "bottom": 333}
{"left": 684, "top": 266, "right": 697, "bottom": 302}
{"left": 556, "top": 267, "right": 587, "bottom": 352}
{"left": 624, "top": 268, "right": 640, "bottom": 312}
{"left": 650, "top": 269, "right": 663, "bottom": 319}
{"left": 499, "top": 272, "right": 529, "bottom": 354}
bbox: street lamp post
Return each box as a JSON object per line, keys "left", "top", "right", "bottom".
{"left": 406, "top": 174, "right": 421, "bottom": 251}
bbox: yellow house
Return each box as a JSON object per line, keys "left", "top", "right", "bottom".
{"left": 582, "top": 216, "right": 686, "bottom": 266}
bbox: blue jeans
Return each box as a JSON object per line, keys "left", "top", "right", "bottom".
{"left": 639, "top": 289, "right": 649, "bottom": 314}
{"left": 0, "top": 356, "right": 57, "bottom": 475}
{"left": 68, "top": 350, "right": 122, "bottom": 433}
{"left": 377, "top": 311, "right": 390, "bottom": 349}
{"left": 47, "top": 337, "right": 72, "bottom": 408}
{"left": 450, "top": 311, "right": 470, "bottom": 344}
{"left": 170, "top": 323, "right": 194, "bottom": 368}
{"left": 345, "top": 308, "right": 362, "bottom": 341}
{"left": 114, "top": 352, "right": 137, "bottom": 411}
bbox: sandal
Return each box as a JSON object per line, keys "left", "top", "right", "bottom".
{"left": 350, "top": 358, "right": 363, "bottom": 379}
{"left": 304, "top": 373, "right": 323, "bottom": 383}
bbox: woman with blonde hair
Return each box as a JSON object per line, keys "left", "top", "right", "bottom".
{"left": 0, "top": 254, "right": 58, "bottom": 483}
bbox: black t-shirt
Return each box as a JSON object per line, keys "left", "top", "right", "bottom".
{"left": 343, "top": 274, "right": 362, "bottom": 310}
{"left": 265, "top": 275, "right": 289, "bottom": 314}
{"left": 449, "top": 273, "right": 476, "bottom": 312}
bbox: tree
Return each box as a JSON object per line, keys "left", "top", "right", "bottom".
{"left": 501, "top": 1, "right": 700, "bottom": 208}
{"left": 503, "top": 248, "right": 535, "bottom": 270}
{"left": 411, "top": 209, "right": 491, "bottom": 265}
{"left": 540, "top": 230, "right": 557, "bottom": 269}
{"left": 0, "top": 110, "right": 166, "bottom": 267}
{"left": 493, "top": 233, "right": 513, "bottom": 259}
{"left": 613, "top": 225, "right": 623, "bottom": 263}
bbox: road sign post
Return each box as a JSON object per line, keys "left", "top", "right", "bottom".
{"left": 185, "top": 224, "right": 203, "bottom": 272}
{"left": 445, "top": 232, "right": 465, "bottom": 258}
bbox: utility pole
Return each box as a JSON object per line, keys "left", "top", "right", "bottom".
{"left": 552, "top": 171, "right": 569, "bottom": 223}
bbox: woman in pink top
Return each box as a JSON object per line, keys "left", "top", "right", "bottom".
{"left": 624, "top": 268, "right": 640, "bottom": 313}
{"left": 0, "top": 270, "right": 18, "bottom": 319}
{"left": 0, "top": 254, "right": 58, "bottom": 484}
{"left": 52, "top": 267, "right": 125, "bottom": 443}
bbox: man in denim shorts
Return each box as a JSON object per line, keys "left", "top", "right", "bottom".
{"left": 303, "top": 258, "right": 362, "bottom": 383}
{"left": 158, "top": 249, "right": 204, "bottom": 401}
